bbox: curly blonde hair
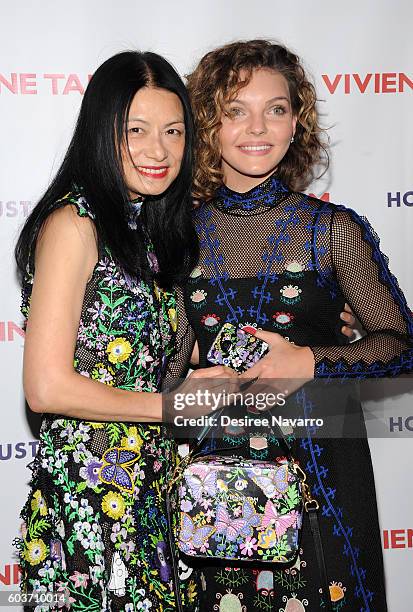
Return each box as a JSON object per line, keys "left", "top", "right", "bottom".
{"left": 186, "top": 40, "right": 328, "bottom": 200}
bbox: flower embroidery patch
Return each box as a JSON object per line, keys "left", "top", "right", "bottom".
{"left": 190, "top": 289, "right": 207, "bottom": 308}
{"left": 280, "top": 285, "right": 302, "bottom": 305}
{"left": 106, "top": 338, "right": 133, "bottom": 364}
{"left": 284, "top": 260, "right": 305, "bottom": 279}
{"left": 201, "top": 313, "right": 221, "bottom": 331}
{"left": 328, "top": 581, "right": 347, "bottom": 603}
{"left": 189, "top": 266, "right": 204, "bottom": 282}
{"left": 272, "top": 311, "right": 295, "bottom": 330}
{"left": 279, "top": 594, "right": 308, "bottom": 610}
{"left": 241, "top": 322, "right": 258, "bottom": 335}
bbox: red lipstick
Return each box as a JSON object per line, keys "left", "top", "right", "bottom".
{"left": 136, "top": 166, "right": 169, "bottom": 179}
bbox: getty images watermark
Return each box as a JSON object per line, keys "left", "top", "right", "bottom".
{"left": 163, "top": 377, "right": 413, "bottom": 439}
{"left": 171, "top": 389, "right": 324, "bottom": 430}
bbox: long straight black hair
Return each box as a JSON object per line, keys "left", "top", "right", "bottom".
{"left": 15, "top": 51, "right": 199, "bottom": 289}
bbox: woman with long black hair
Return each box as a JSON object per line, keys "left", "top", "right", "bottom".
{"left": 14, "top": 50, "right": 234, "bottom": 611}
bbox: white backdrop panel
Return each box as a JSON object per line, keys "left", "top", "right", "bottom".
{"left": 1, "top": 1, "right": 411, "bottom": 610}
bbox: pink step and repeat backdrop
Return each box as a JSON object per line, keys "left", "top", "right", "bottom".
{"left": 1, "top": 1, "right": 412, "bottom": 610}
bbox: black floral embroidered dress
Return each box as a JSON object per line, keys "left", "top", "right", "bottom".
{"left": 16, "top": 193, "right": 197, "bottom": 611}
{"left": 168, "top": 175, "right": 413, "bottom": 612}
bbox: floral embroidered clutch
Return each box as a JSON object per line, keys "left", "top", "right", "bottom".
{"left": 206, "top": 323, "right": 269, "bottom": 373}
{"left": 175, "top": 454, "right": 303, "bottom": 564}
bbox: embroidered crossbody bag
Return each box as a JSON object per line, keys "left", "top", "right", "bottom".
{"left": 165, "top": 416, "right": 333, "bottom": 612}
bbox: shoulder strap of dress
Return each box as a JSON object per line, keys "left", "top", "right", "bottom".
{"left": 54, "top": 190, "right": 109, "bottom": 264}
{"left": 55, "top": 190, "right": 95, "bottom": 220}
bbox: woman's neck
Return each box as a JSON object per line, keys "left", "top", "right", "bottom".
{"left": 222, "top": 168, "right": 276, "bottom": 193}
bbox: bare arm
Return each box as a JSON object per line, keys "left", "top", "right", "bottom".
{"left": 23, "top": 205, "right": 163, "bottom": 421}
{"left": 190, "top": 341, "right": 200, "bottom": 366}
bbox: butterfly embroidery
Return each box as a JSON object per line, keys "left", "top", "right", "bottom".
{"left": 98, "top": 447, "right": 139, "bottom": 493}
{"left": 184, "top": 466, "right": 217, "bottom": 502}
{"left": 239, "top": 499, "right": 261, "bottom": 537}
{"left": 258, "top": 500, "right": 299, "bottom": 548}
{"left": 214, "top": 503, "right": 252, "bottom": 542}
{"left": 179, "top": 513, "right": 215, "bottom": 551}
{"left": 249, "top": 464, "right": 289, "bottom": 498}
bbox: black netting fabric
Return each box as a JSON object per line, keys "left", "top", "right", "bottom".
{"left": 163, "top": 286, "right": 196, "bottom": 386}
{"left": 314, "top": 207, "right": 413, "bottom": 375}
{"left": 181, "top": 178, "right": 413, "bottom": 378}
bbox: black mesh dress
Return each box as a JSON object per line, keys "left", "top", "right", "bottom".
{"left": 167, "top": 174, "right": 413, "bottom": 612}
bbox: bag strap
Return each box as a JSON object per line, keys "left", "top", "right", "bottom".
{"left": 271, "top": 406, "right": 334, "bottom": 610}
{"left": 308, "top": 506, "right": 334, "bottom": 612}
{"left": 293, "top": 461, "right": 334, "bottom": 612}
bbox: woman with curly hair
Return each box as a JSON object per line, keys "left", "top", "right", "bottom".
{"left": 167, "top": 40, "right": 413, "bottom": 611}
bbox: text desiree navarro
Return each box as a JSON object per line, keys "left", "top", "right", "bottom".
{"left": 173, "top": 414, "right": 324, "bottom": 429}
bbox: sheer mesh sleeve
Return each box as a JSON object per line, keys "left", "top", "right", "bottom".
{"left": 163, "top": 285, "right": 195, "bottom": 389}
{"left": 311, "top": 207, "right": 413, "bottom": 377}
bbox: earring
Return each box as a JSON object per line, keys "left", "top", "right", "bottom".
{"left": 290, "top": 136, "right": 295, "bottom": 144}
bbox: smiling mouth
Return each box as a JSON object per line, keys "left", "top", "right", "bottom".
{"left": 238, "top": 144, "right": 273, "bottom": 155}
{"left": 136, "top": 166, "right": 169, "bottom": 178}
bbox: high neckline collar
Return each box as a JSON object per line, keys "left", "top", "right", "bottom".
{"left": 215, "top": 173, "right": 290, "bottom": 213}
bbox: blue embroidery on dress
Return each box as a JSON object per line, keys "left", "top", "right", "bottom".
{"left": 217, "top": 176, "right": 289, "bottom": 211}
{"left": 308, "top": 204, "right": 339, "bottom": 300}
{"left": 195, "top": 194, "right": 311, "bottom": 327}
{"left": 297, "top": 388, "right": 373, "bottom": 611}
{"left": 340, "top": 207, "right": 413, "bottom": 335}
{"left": 314, "top": 205, "right": 413, "bottom": 377}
